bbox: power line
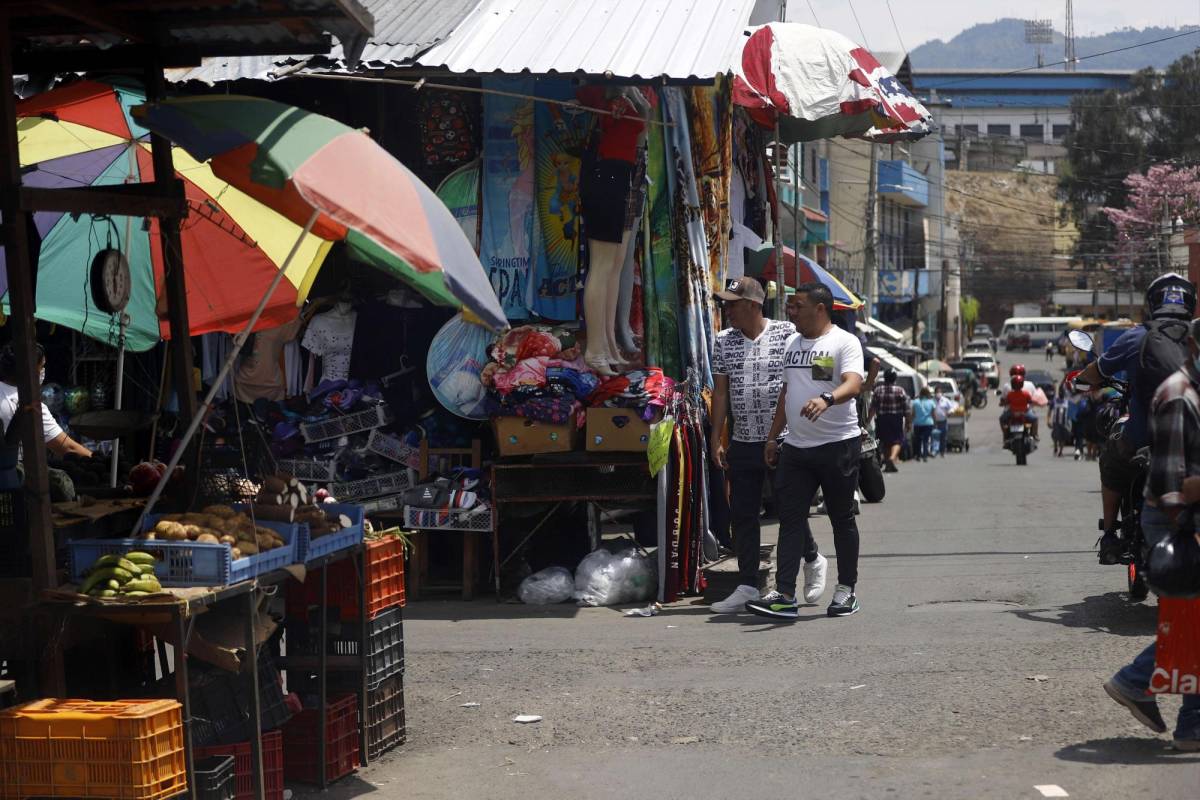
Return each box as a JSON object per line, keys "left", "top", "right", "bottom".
{"left": 923, "top": 27, "right": 1200, "bottom": 90}
{"left": 805, "top": 0, "right": 822, "bottom": 27}
{"left": 846, "top": 0, "right": 871, "bottom": 48}
{"left": 884, "top": 0, "right": 908, "bottom": 54}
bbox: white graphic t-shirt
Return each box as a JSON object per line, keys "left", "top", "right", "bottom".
{"left": 782, "top": 325, "right": 865, "bottom": 449}
{"left": 712, "top": 319, "right": 795, "bottom": 442}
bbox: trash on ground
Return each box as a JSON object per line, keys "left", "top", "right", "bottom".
{"left": 513, "top": 714, "right": 542, "bottom": 724}
{"left": 850, "top": 684, "right": 867, "bottom": 689}
{"left": 624, "top": 603, "right": 662, "bottom": 617}
{"left": 670, "top": 735, "right": 700, "bottom": 744}
{"left": 1026, "top": 675, "right": 1050, "bottom": 682}
{"left": 1034, "top": 786, "right": 1068, "bottom": 798}
{"left": 461, "top": 702, "right": 481, "bottom": 708}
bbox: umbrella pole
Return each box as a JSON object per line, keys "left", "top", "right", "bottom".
{"left": 132, "top": 208, "right": 321, "bottom": 533}
{"left": 109, "top": 313, "right": 127, "bottom": 488}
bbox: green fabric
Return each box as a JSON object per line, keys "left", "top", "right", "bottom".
{"left": 641, "top": 109, "right": 682, "bottom": 379}
{"left": 648, "top": 415, "right": 676, "bottom": 477}
{"left": 344, "top": 229, "right": 460, "bottom": 310}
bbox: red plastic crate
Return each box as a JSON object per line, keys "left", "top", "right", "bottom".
{"left": 281, "top": 694, "right": 358, "bottom": 785}
{"left": 194, "top": 730, "right": 283, "bottom": 800}
{"left": 287, "top": 537, "right": 406, "bottom": 622}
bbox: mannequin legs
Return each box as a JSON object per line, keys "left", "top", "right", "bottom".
{"left": 583, "top": 236, "right": 629, "bottom": 376}
{"left": 614, "top": 228, "right": 638, "bottom": 356}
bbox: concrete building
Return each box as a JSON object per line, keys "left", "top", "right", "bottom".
{"left": 911, "top": 68, "right": 1135, "bottom": 173}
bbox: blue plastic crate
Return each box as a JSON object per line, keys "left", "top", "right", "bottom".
{"left": 299, "top": 503, "right": 365, "bottom": 563}
{"left": 67, "top": 515, "right": 300, "bottom": 588}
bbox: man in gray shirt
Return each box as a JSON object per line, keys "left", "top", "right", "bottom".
{"left": 708, "top": 278, "right": 798, "bottom": 613}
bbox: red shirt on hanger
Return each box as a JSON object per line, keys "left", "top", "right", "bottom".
{"left": 576, "top": 86, "right": 658, "bottom": 163}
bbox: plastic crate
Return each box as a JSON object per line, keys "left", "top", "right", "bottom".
{"left": 359, "top": 494, "right": 404, "bottom": 515}
{"left": 301, "top": 405, "right": 392, "bottom": 443}
{"left": 193, "top": 756, "right": 235, "bottom": 800}
{"left": 286, "top": 606, "right": 404, "bottom": 690}
{"left": 0, "top": 698, "right": 186, "bottom": 800}
{"left": 287, "top": 536, "right": 406, "bottom": 623}
{"left": 403, "top": 504, "right": 492, "bottom": 532}
{"left": 0, "top": 489, "right": 29, "bottom": 579}
{"left": 275, "top": 458, "right": 336, "bottom": 483}
{"left": 67, "top": 517, "right": 299, "bottom": 588}
{"left": 189, "top": 651, "right": 291, "bottom": 748}
{"left": 281, "top": 694, "right": 358, "bottom": 785}
{"left": 364, "top": 429, "right": 420, "bottom": 468}
{"left": 194, "top": 729, "right": 283, "bottom": 800}
{"left": 364, "top": 674, "right": 406, "bottom": 761}
{"left": 330, "top": 470, "right": 412, "bottom": 502}
{"left": 299, "top": 503, "right": 365, "bottom": 563}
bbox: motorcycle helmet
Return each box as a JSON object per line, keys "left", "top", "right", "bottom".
{"left": 1010, "top": 364, "right": 1026, "bottom": 377}
{"left": 1146, "top": 272, "right": 1197, "bottom": 319}
{"left": 1011, "top": 375, "right": 1025, "bottom": 390}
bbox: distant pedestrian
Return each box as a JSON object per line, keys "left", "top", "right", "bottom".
{"left": 1051, "top": 388, "right": 1071, "bottom": 457}
{"left": 707, "top": 278, "right": 796, "bottom": 615}
{"left": 911, "top": 387, "right": 936, "bottom": 461}
{"left": 867, "top": 369, "right": 911, "bottom": 472}
{"left": 932, "top": 387, "right": 955, "bottom": 457}
{"left": 1045, "top": 339, "right": 1055, "bottom": 361}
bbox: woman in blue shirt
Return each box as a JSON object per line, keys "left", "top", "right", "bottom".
{"left": 911, "top": 386, "right": 936, "bottom": 462}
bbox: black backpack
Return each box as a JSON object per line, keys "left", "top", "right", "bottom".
{"left": 1138, "top": 318, "right": 1191, "bottom": 407}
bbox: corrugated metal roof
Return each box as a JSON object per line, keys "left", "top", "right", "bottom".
{"left": 416, "top": 0, "right": 760, "bottom": 80}
{"left": 168, "top": 0, "right": 480, "bottom": 84}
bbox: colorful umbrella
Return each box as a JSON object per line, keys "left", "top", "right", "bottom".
{"left": 2, "top": 79, "right": 331, "bottom": 351}
{"left": 130, "top": 94, "right": 506, "bottom": 330}
{"left": 732, "top": 23, "right": 933, "bottom": 143}
{"left": 751, "top": 244, "right": 864, "bottom": 311}
{"left": 917, "top": 358, "right": 951, "bottom": 375}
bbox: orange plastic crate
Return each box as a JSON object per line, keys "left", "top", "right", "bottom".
{"left": 287, "top": 536, "right": 406, "bottom": 621}
{"left": 0, "top": 699, "right": 187, "bottom": 800}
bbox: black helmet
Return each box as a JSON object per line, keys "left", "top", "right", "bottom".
{"left": 883, "top": 368, "right": 898, "bottom": 384}
{"left": 1146, "top": 272, "right": 1196, "bottom": 320}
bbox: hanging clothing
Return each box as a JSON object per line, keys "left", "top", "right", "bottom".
{"left": 200, "top": 333, "right": 234, "bottom": 401}
{"left": 302, "top": 309, "right": 356, "bottom": 383}
{"left": 233, "top": 319, "right": 301, "bottom": 403}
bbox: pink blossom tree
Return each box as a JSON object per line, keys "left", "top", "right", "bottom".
{"left": 1103, "top": 164, "right": 1200, "bottom": 269}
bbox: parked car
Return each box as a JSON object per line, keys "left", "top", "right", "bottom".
{"left": 964, "top": 338, "right": 995, "bottom": 355}
{"left": 973, "top": 324, "right": 999, "bottom": 351}
{"left": 1006, "top": 330, "right": 1032, "bottom": 351}
{"left": 1024, "top": 369, "right": 1057, "bottom": 400}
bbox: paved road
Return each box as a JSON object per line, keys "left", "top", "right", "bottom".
{"left": 319, "top": 352, "right": 1200, "bottom": 800}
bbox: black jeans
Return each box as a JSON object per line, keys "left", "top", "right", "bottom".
{"left": 775, "top": 437, "right": 861, "bottom": 594}
{"left": 727, "top": 440, "right": 768, "bottom": 588}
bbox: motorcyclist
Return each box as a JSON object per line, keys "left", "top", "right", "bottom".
{"left": 1074, "top": 272, "right": 1198, "bottom": 563}
{"left": 1001, "top": 375, "right": 1039, "bottom": 441}
{"left": 998, "top": 364, "right": 1045, "bottom": 439}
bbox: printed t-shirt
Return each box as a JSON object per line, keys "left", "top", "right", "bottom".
{"left": 782, "top": 325, "right": 865, "bottom": 449}
{"left": 302, "top": 310, "right": 357, "bottom": 383}
{"left": 712, "top": 319, "right": 795, "bottom": 442}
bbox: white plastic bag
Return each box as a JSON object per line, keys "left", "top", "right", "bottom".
{"left": 574, "top": 547, "right": 657, "bottom": 607}
{"left": 517, "top": 566, "right": 575, "bottom": 605}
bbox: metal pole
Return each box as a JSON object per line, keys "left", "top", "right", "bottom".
{"left": 246, "top": 590, "right": 264, "bottom": 800}
{"left": 109, "top": 313, "right": 128, "bottom": 488}
{"left": 132, "top": 209, "right": 321, "bottom": 534}
{"left": 864, "top": 144, "right": 878, "bottom": 320}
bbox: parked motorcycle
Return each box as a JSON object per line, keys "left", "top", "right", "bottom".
{"left": 858, "top": 426, "right": 885, "bottom": 503}
{"left": 1068, "top": 329, "right": 1149, "bottom": 601}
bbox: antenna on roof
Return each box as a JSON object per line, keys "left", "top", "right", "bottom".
{"left": 1064, "top": 0, "right": 1077, "bottom": 71}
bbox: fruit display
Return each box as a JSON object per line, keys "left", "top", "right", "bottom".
{"left": 78, "top": 551, "right": 161, "bottom": 598}
{"left": 141, "top": 504, "right": 286, "bottom": 560}
{"left": 64, "top": 385, "right": 91, "bottom": 415}
{"left": 254, "top": 473, "right": 354, "bottom": 540}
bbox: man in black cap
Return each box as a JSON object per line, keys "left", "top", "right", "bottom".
{"left": 708, "top": 277, "right": 799, "bottom": 614}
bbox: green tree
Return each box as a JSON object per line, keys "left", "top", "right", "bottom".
{"left": 959, "top": 296, "right": 980, "bottom": 332}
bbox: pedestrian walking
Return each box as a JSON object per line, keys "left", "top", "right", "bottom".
{"left": 932, "top": 387, "right": 955, "bottom": 457}
{"left": 1067, "top": 383, "right": 1088, "bottom": 460}
{"left": 1101, "top": 319, "right": 1200, "bottom": 751}
{"left": 1045, "top": 339, "right": 1055, "bottom": 361}
{"left": 1051, "top": 387, "right": 1070, "bottom": 458}
{"left": 707, "top": 278, "right": 796, "bottom": 614}
{"left": 745, "top": 282, "right": 865, "bottom": 620}
{"left": 911, "top": 387, "right": 935, "bottom": 461}
{"left": 867, "top": 369, "right": 911, "bottom": 472}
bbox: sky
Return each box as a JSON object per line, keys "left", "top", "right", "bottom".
{"left": 784, "top": 0, "right": 1200, "bottom": 52}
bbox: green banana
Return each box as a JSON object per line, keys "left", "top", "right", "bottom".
{"left": 122, "top": 591, "right": 149, "bottom": 598}
{"left": 121, "top": 578, "right": 161, "bottom": 594}
{"left": 80, "top": 567, "right": 130, "bottom": 595}
{"left": 124, "top": 552, "right": 157, "bottom": 565}
{"left": 92, "top": 555, "right": 136, "bottom": 574}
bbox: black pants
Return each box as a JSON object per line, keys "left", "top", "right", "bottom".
{"left": 775, "top": 437, "right": 861, "bottom": 594}
{"left": 728, "top": 440, "right": 768, "bottom": 588}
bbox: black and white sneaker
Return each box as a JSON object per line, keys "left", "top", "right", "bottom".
{"left": 827, "top": 584, "right": 860, "bottom": 617}
{"left": 745, "top": 590, "right": 799, "bottom": 620}
{"left": 1103, "top": 679, "right": 1167, "bottom": 733}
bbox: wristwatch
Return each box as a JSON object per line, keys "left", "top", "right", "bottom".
{"left": 820, "top": 391, "right": 835, "bottom": 407}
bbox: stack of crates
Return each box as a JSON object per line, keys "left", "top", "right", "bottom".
{"left": 194, "top": 729, "right": 285, "bottom": 800}
{"left": 0, "top": 698, "right": 187, "bottom": 800}
{"left": 285, "top": 535, "right": 407, "bottom": 770}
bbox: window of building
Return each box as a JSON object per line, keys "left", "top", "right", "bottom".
{"left": 1019, "top": 123, "right": 1044, "bottom": 140}
{"left": 1051, "top": 123, "right": 1071, "bottom": 140}
{"left": 987, "top": 124, "right": 1011, "bottom": 137}
{"left": 955, "top": 124, "right": 978, "bottom": 137}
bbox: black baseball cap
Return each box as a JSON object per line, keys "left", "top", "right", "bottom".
{"left": 715, "top": 277, "right": 766, "bottom": 304}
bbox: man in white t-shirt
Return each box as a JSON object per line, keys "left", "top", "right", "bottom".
{"left": 707, "top": 277, "right": 796, "bottom": 614}
{"left": 0, "top": 344, "right": 92, "bottom": 458}
{"left": 746, "top": 283, "right": 865, "bottom": 620}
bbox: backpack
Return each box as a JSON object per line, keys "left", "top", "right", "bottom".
{"left": 1138, "top": 318, "right": 1191, "bottom": 407}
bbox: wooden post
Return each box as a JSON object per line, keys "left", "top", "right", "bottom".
{"left": 142, "top": 61, "right": 197, "bottom": 426}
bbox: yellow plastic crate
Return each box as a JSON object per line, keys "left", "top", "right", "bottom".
{"left": 0, "top": 699, "right": 187, "bottom": 800}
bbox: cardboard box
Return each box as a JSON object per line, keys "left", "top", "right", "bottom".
{"left": 494, "top": 416, "right": 578, "bottom": 457}
{"left": 586, "top": 408, "right": 652, "bottom": 452}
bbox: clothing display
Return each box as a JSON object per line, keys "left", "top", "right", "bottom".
{"left": 233, "top": 318, "right": 301, "bottom": 403}
{"left": 201, "top": 333, "right": 235, "bottom": 401}
{"left": 302, "top": 305, "right": 357, "bottom": 384}
{"left": 581, "top": 159, "right": 634, "bottom": 244}
{"left": 575, "top": 86, "right": 657, "bottom": 164}
{"left": 712, "top": 320, "right": 795, "bottom": 442}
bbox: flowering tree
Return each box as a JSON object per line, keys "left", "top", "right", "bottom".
{"left": 1103, "top": 164, "right": 1200, "bottom": 270}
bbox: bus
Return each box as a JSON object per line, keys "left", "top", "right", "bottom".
{"left": 999, "top": 316, "right": 1082, "bottom": 350}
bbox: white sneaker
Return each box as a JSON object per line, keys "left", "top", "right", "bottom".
{"left": 710, "top": 584, "right": 760, "bottom": 613}
{"left": 802, "top": 554, "right": 828, "bottom": 604}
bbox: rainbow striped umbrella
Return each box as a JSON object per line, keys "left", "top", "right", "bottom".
{"left": 755, "top": 245, "right": 864, "bottom": 311}
{"left": 131, "top": 94, "right": 506, "bottom": 329}
{"left": 2, "top": 79, "right": 333, "bottom": 351}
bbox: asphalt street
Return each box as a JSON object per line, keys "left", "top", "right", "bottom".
{"left": 314, "top": 352, "right": 1200, "bottom": 800}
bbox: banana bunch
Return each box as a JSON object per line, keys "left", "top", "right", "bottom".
{"left": 79, "top": 551, "right": 162, "bottom": 599}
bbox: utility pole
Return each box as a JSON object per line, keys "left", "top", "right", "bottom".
{"left": 864, "top": 143, "right": 878, "bottom": 319}
{"left": 1064, "top": 0, "right": 1077, "bottom": 71}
